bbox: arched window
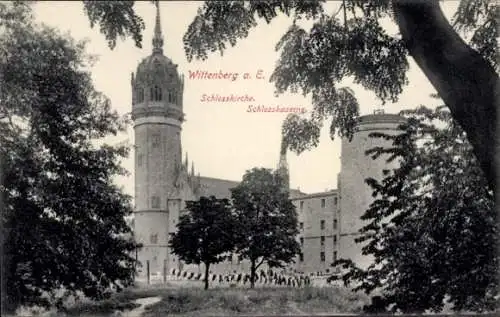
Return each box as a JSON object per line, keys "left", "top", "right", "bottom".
{"left": 151, "top": 85, "right": 162, "bottom": 101}
{"left": 168, "top": 91, "right": 178, "bottom": 104}
{"left": 151, "top": 196, "right": 160, "bottom": 209}
{"left": 150, "top": 233, "right": 158, "bottom": 244}
{"left": 136, "top": 87, "right": 144, "bottom": 103}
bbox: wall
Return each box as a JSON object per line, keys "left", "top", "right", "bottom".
{"left": 292, "top": 192, "right": 339, "bottom": 274}
{"left": 338, "top": 114, "right": 404, "bottom": 269}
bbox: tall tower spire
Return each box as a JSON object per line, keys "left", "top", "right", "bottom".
{"left": 152, "top": 1, "right": 164, "bottom": 55}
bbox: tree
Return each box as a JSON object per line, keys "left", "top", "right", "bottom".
{"left": 177, "top": 0, "right": 498, "bottom": 195}
{"left": 331, "top": 106, "right": 498, "bottom": 313}
{"left": 230, "top": 168, "right": 300, "bottom": 288}
{"left": 1, "top": 2, "right": 139, "bottom": 312}
{"left": 169, "top": 196, "right": 237, "bottom": 290}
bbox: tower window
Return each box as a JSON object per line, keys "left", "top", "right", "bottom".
{"left": 151, "top": 196, "right": 160, "bottom": 209}
{"left": 299, "top": 237, "right": 304, "bottom": 246}
{"left": 151, "top": 85, "right": 162, "bottom": 101}
{"left": 136, "top": 87, "right": 144, "bottom": 103}
{"left": 137, "top": 153, "right": 143, "bottom": 166}
{"left": 150, "top": 233, "right": 158, "bottom": 244}
{"left": 333, "top": 219, "right": 338, "bottom": 230}
{"left": 299, "top": 253, "right": 304, "bottom": 262}
{"left": 333, "top": 235, "right": 337, "bottom": 245}
{"left": 168, "top": 91, "right": 177, "bottom": 104}
{"left": 334, "top": 197, "right": 338, "bottom": 205}
{"left": 300, "top": 201, "right": 304, "bottom": 210}
{"left": 333, "top": 251, "right": 338, "bottom": 262}
{"left": 321, "top": 198, "right": 325, "bottom": 208}
{"left": 320, "top": 252, "right": 325, "bottom": 262}
{"left": 152, "top": 134, "right": 160, "bottom": 148}
{"left": 299, "top": 222, "right": 304, "bottom": 230}
{"left": 320, "top": 220, "right": 325, "bottom": 230}
{"left": 320, "top": 236, "right": 325, "bottom": 246}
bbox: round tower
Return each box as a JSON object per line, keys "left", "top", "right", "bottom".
{"left": 131, "top": 3, "right": 184, "bottom": 281}
{"left": 338, "top": 110, "right": 405, "bottom": 270}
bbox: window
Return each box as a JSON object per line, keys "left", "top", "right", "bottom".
{"left": 151, "top": 85, "right": 162, "bottom": 101}
{"left": 150, "top": 233, "right": 158, "bottom": 244}
{"left": 152, "top": 134, "right": 160, "bottom": 148}
{"left": 333, "top": 235, "right": 337, "bottom": 245}
{"left": 320, "top": 252, "right": 325, "bottom": 262}
{"left": 333, "top": 219, "right": 338, "bottom": 230}
{"left": 300, "top": 201, "right": 304, "bottom": 210}
{"left": 320, "top": 236, "right": 325, "bottom": 246}
{"left": 333, "top": 251, "right": 338, "bottom": 262}
{"left": 320, "top": 220, "right": 325, "bottom": 230}
{"left": 299, "top": 222, "right": 304, "bottom": 230}
{"left": 300, "top": 237, "right": 304, "bottom": 246}
{"left": 151, "top": 196, "right": 160, "bottom": 209}
{"left": 299, "top": 253, "right": 304, "bottom": 262}
{"left": 136, "top": 87, "right": 144, "bottom": 103}
{"left": 321, "top": 198, "right": 325, "bottom": 208}
{"left": 168, "top": 91, "right": 177, "bottom": 104}
{"left": 137, "top": 153, "right": 143, "bottom": 166}
{"left": 334, "top": 197, "right": 338, "bottom": 205}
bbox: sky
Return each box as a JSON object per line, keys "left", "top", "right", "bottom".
{"left": 32, "top": 1, "right": 458, "bottom": 197}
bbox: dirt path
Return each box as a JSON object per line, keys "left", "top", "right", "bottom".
{"left": 120, "top": 296, "right": 162, "bottom": 317}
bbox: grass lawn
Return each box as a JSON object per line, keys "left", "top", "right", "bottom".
{"left": 143, "top": 286, "right": 368, "bottom": 316}
{"left": 63, "top": 285, "right": 369, "bottom": 316}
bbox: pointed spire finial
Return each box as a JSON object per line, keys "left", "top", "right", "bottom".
{"left": 152, "top": 1, "right": 164, "bottom": 54}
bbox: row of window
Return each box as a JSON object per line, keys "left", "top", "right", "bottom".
{"left": 299, "top": 197, "right": 338, "bottom": 210}
{"left": 298, "top": 251, "right": 337, "bottom": 263}
{"left": 148, "top": 196, "right": 181, "bottom": 209}
{"left": 135, "top": 86, "right": 178, "bottom": 104}
{"left": 149, "top": 235, "right": 338, "bottom": 263}
{"left": 299, "top": 235, "right": 337, "bottom": 247}
{"left": 299, "top": 219, "right": 337, "bottom": 230}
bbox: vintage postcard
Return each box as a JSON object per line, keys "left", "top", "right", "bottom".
{"left": 1, "top": 1, "right": 497, "bottom": 316}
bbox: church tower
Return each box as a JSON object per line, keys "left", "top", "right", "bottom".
{"left": 131, "top": 2, "right": 185, "bottom": 281}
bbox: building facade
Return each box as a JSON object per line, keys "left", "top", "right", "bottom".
{"left": 291, "top": 191, "right": 339, "bottom": 275}
{"left": 131, "top": 4, "right": 404, "bottom": 281}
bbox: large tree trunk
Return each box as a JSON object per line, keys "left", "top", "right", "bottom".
{"left": 392, "top": 0, "right": 499, "bottom": 195}
{"left": 250, "top": 259, "right": 256, "bottom": 289}
{"left": 203, "top": 262, "right": 210, "bottom": 290}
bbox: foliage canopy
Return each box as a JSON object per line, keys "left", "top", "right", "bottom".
{"left": 1, "top": 2, "right": 139, "bottom": 311}
{"left": 332, "top": 106, "right": 498, "bottom": 313}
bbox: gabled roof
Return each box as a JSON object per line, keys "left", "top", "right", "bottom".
{"left": 198, "top": 176, "right": 239, "bottom": 199}
{"left": 197, "top": 176, "right": 306, "bottom": 200}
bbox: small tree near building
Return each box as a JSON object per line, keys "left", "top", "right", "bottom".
{"left": 231, "top": 168, "right": 300, "bottom": 288}
{"left": 169, "top": 196, "right": 236, "bottom": 290}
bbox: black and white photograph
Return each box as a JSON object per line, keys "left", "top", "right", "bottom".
{"left": 1, "top": 0, "right": 498, "bottom": 316}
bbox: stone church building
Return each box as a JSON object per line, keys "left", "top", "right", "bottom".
{"left": 131, "top": 5, "right": 403, "bottom": 282}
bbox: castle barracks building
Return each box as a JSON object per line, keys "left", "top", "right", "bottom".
{"left": 131, "top": 5, "right": 404, "bottom": 282}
